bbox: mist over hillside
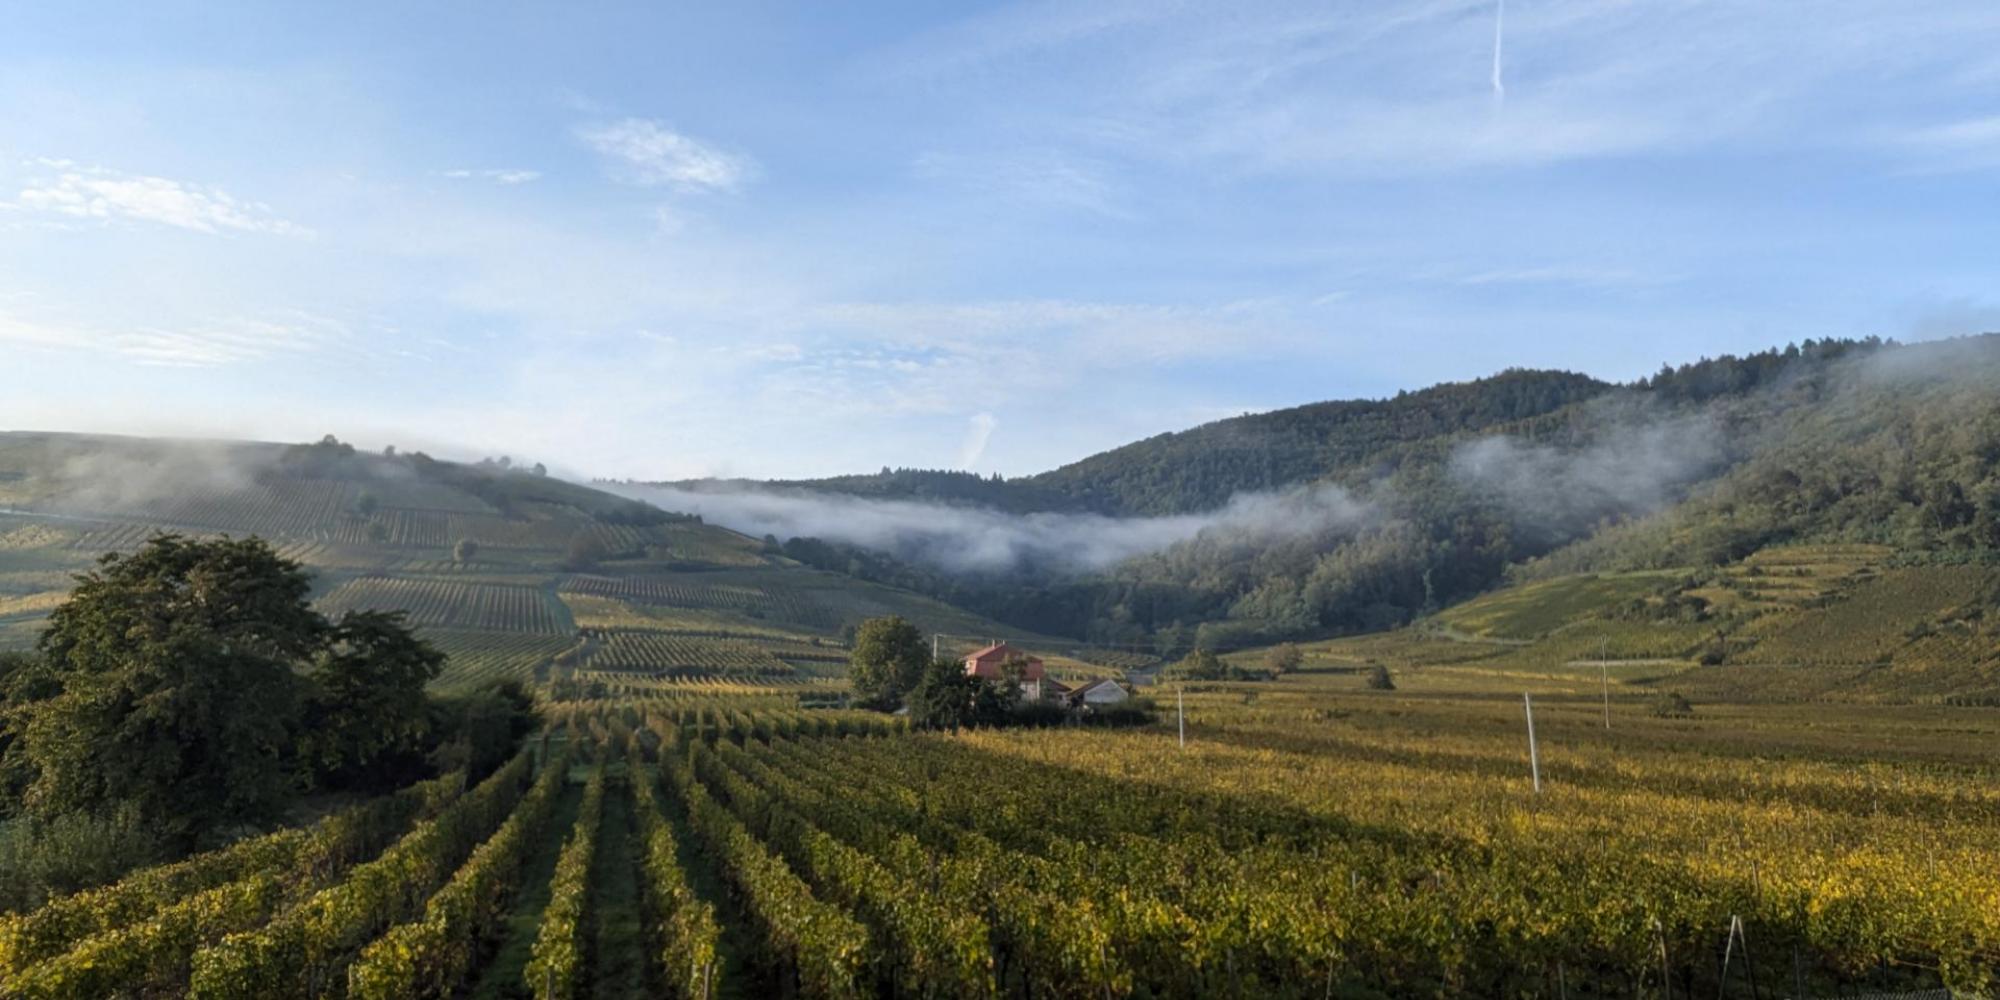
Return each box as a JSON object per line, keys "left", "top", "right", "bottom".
{"left": 619, "top": 407, "right": 1726, "bottom": 580}
{"left": 613, "top": 480, "right": 1379, "bottom": 574}
{"left": 628, "top": 335, "right": 2000, "bottom": 650}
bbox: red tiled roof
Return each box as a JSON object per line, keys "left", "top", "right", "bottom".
{"left": 963, "top": 642, "right": 1044, "bottom": 680}
{"left": 964, "top": 642, "right": 1018, "bottom": 663}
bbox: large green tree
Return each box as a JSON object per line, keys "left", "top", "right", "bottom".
{"left": 21, "top": 536, "right": 323, "bottom": 841}
{"left": 905, "top": 658, "right": 975, "bottom": 731}
{"left": 0, "top": 651, "right": 55, "bottom": 809}
{"left": 298, "top": 610, "right": 445, "bottom": 787}
{"left": 907, "top": 656, "right": 1061, "bottom": 730}
{"left": 8, "top": 534, "right": 452, "bottom": 846}
{"left": 847, "top": 615, "right": 931, "bottom": 709}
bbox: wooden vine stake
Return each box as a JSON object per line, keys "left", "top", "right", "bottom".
{"left": 1717, "top": 914, "right": 1762, "bottom": 1000}
{"left": 1653, "top": 917, "right": 1672, "bottom": 1000}
{"left": 1524, "top": 693, "right": 1542, "bottom": 794}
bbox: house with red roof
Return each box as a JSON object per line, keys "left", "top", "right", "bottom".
{"left": 963, "top": 642, "right": 1134, "bottom": 710}
{"left": 962, "top": 642, "right": 1048, "bottom": 701}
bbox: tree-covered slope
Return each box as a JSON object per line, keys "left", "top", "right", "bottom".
{"left": 691, "top": 335, "right": 2000, "bottom": 671}
{"left": 750, "top": 368, "right": 1611, "bottom": 516}
{"left": 1025, "top": 367, "right": 1612, "bottom": 515}
{"left": 1526, "top": 336, "right": 2000, "bottom": 575}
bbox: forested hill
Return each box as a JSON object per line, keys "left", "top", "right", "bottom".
{"left": 658, "top": 335, "right": 2000, "bottom": 659}
{"left": 735, "top": 368, "right": 1612, "bottom": 516}
{"left": 1029, "top": 368, "right": 1611, "bottom": 516}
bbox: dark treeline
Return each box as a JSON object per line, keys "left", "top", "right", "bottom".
{"left": 759, "top": 367, "right": 1611, "bottom": 517}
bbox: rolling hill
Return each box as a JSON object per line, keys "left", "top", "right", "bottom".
{"left": 8, "top": 334, "right": 2000, "bottom": 704}
{"left": 704, "top": 366, "right": 1613, "bottom": 516}
{"left": 0, "top": 432, "right": 1072, "bottom": 690}
{"left": 670, "top": 335, "right": 2000, "bottom": 702}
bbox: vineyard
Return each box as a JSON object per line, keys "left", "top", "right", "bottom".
{"left": 563, "top": 576, "right": 779, "bottom": 615}
{"left": 1732, "top": 567, "right": 1992, "bottom": 666}
{"left": 6, "top": 434, "right": 2000, "bottom": 995}
{"left": 568, "top": 630, "right": 799, "bottom": 679}
{"left": 0, "top": 436, "right": 1078, "bottom": 692}
{"left": 332, "top": 508, "right": 453, "bottom": 548}
{"left": 1, "top": 686, "right": 1993, "bottom": 999}
{"left": 316, "top": 577, "right": 571, "bottom": 635}
{"left": 427, "top": 631, "right": 583, "bottom": 688}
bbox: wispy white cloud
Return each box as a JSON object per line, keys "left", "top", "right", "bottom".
{"left": 109, "top": 316, "right": 345, "bottom": 367}
{"left": 814, "top": 298, "right": 1306, "bottom": 367}
{"left": 0, "top": 308, "right": 345, "bottom": 367}
{"left": 440, "top": 167, "right": 542, "bottom": 184}
{"left": 913, "top": 148, "right": 1133, "bottom": 219}
{"left": 1895, "top": 116, "right": 2000, "bottom": 173}
{"left": 881, "top": 1, "right": 2000, "bottom": 176}
{"left": 1455, "top": 266, "right": 1679, "bottom": 290}
{"left": 875, "top": 0, "right": 1174, "bottom": 82}
{"left": 0, "top": 311, "right": 93, "bottom": 352}
{"left": 576, "top": 118, "right": 754, "bottom": 193}
{"left": 13, "top": 160, "right": 310, "bottom": 236}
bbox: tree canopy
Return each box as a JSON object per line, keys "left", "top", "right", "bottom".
{"left": 846, "top": 615, "right": 931, "bottom": 710}
{"left": 2, "top": 534, "right": 463, "bottom": 848}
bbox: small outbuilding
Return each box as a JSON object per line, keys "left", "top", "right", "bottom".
{"left": 1064, "top": 678, "right": 1132, "bottom": 709}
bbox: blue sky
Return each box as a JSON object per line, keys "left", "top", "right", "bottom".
{"left": 4, "top": 1, "right": 2000, "bottom": 480}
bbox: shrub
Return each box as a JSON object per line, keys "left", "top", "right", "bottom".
{"left": 0, "top": 805, "right": 161, "bottom": 912}
{"left": 1651, "top": 692, "right": 1696, "bottom": 718}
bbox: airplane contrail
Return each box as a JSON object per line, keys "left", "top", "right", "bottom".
{"left": 1491, "top": 0, "right": 1506, "bottom": 100}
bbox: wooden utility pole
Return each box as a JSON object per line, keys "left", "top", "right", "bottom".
{"left": 1178, "top": 685, "right": 1186, "bottom": 749}
{"left": 1524, "top": 693, "right": 1542, "bottom": 793}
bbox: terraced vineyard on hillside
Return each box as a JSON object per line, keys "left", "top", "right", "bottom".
{"left": 317, "top": 577, "right": 573, "bottom": 635}
{"left": 1295, "top": 545, "right": 2000, "bottom": 705}
{"left": 0, "top": 433, "right": 1054, "bottom": 691}
{"left": 571, "top": 630, "right": 797, "bottom": 678}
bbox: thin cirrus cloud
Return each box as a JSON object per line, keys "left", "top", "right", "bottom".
{"left": 912, "top": 148, "right": 1133, "bottom": 220}
{"left": 1895, "top": 116, "right": 2000, "bottom": 173}
{"left": 0, "top": 307, "right": 347, "bottom": 368}
{"left": 439, "top": 168, "right": 542, "bottom": 185}
{"left": 1453, "top": 266, "right": 1680, "bottom": 290}
{"left": 575, "top": 118, "right": 755, "bottom": 193}
{"left": 108, "top": 316, "right": 346, "bottom": 368}
{"left": 13, "top": 160, "right": 309, "bottom": 236}
{"left": 883, "top": 1, "right": 2000, "bottom": 177}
